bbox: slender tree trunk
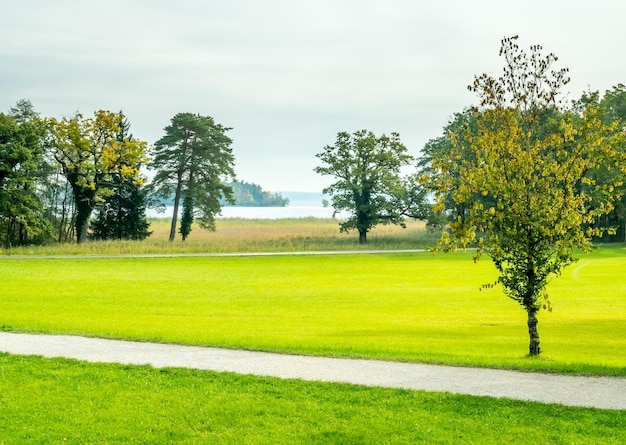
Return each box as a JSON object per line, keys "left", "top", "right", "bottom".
{"left": 527, "top": 307, "right": 541, "bottom": 356}
{"left": 58, "top": 194, "right": 68, "bottom": 243}
{"left": 169, "top": 181, "right": 183, "bottom": 242}
{"left": 359, "top": 230, "right": 367, "bottom": 244}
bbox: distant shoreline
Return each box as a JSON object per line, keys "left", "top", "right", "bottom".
{"left": 147, "top": 203, "right": 341, "bottom": 220}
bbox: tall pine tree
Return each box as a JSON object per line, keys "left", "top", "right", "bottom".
{"left": 149, "top": 113, "right": 235, "bottom": 241}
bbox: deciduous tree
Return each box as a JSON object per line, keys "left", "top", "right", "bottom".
{"left": 315, "top": 130, "right": 416, "bottom": 243}
{"left": 90, "top": 114, "right": 151, "bottom": 241}
{"left": 149, "top": 113, "right": 236, "bottom": 241}
{"left": 575, "top": 85, "right": 626, "bottom": 241}
{"left": 426, "top": 36, "right": 626, "bottom": 355}
{"left": 50, "top": 110, "right": 148, "bottom": 243}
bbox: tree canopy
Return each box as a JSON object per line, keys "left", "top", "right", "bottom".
{"left": 424, "top": 36, "right": 626, "bottom": 355}
{"left": 0, "top": 108, "right": 51, "bottom": 247}
{"left": 90, "top": 115, "right": 151, "bottom": 241}
{"left": 149, "top": 112, "right": 236, "bottom": 241}
{"left": 49, "top": 110, "right": 149, "bottom": 243}
{"left": 315, "top": 130, "right": 421, "bottom": 243}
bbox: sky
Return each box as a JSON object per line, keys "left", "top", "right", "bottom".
{"left": 1, "top": 0, "right": 624, "bottom": 192}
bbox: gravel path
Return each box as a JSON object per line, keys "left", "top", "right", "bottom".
{"left": 1, "top": 332, "right": 624, "bottom": 410}
{"left": 0, "top": 249, "right": 428, "bottom": 260}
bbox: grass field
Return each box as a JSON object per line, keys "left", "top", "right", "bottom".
{"left": 1, "top": 217, "right": 625, "bottom": 443}
{"left": 1, "top": 354, "right": 625, "bottom": 444}
{"left": 1, "top": 237, "right": 625, "bottom": 375}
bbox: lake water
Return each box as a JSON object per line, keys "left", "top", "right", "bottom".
{"left": 147, "top": 202, "right": 347, "bottom": 219}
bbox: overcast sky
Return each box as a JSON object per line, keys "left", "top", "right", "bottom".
{"left": 1, "top": 1, "right": 624, "bottom": 192}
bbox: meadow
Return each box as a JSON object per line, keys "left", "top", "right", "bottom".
{"left": 0, "top": 217, "right": 437, "bottom": 256}
{"left": 2, "top": 247, "right": 626, "bottom": 375}
{"left": 1, "top": 217, "right": 625, "bottom": 443}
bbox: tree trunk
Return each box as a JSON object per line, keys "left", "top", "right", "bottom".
{"left": 359, "top": 230, "right": 367, "bottom": 244}
{"left": 69, "top": 176, "right": 96, "bottom": 244}
{"left": 169, "top": 192, "right": 180, "bottom": 242}
{"left": 74, "top": 193, "right": 95, "bottom": 244}
{"left": 169, "top": 177, "right": 183, "bottom": 242}
{"left": 76, "top": 207, "right": 91, "bottom": 244}
{"left": 527, "top": 308, "right": 541, "bottom": 356}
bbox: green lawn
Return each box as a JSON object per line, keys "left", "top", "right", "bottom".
{"left": 2, "top": 246, "right": 625, "bottom": 375}
{"left": 2, "top": 226, "right": 625, "bottom": 443}
{"left": 1, "top": 353, "right": 624, "bottom": 444}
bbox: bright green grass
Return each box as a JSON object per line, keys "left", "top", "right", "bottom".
{"left": 1, "top": 354, "right": 624, "bottom": 444}
{"left": 2, "top": 247, "right": 625, "bottom": 375}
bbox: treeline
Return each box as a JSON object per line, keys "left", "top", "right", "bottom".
{"left": 422, "top": 84, "right": 626, "bottom": 242}
{"left": 314, "top": 83, "right": 626, "bottom": 244}
{"left": 0, "top": 103, "right": 293, "bottom": 248}
{"left": 222, "top": 181, "right": 289, "bottom": 207}
{"left": 0, "top": 106, "right": 245, "bottom": 246}
{"left": 2, "top": 80, "right": 624, "bottom": 249}
{"left": 0, "top": 102, "right": 152, "bottom": 247}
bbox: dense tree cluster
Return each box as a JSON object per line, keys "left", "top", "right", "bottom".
{"left": 0, "top": 105, "right": 154, "bottom": 247}
{"left": 0, "top": 106, "right": 239, "bottom": 246}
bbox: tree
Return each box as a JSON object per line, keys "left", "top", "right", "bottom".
{"left": 417, "top": 111, "right": 475, "bottom": 229}
{"left": 9, "top": 99, "right": 39, "bottom": 124}
{"left": 314, "top": 130, "right": 416, "bottom": 243}
{"left": 90, "top": 176, "right": 151, "bottom": 241}
{"left": 49, "top": 110, "right": 149, "bottom": 243}
{"left": 90, "top": 114, "right": 151, "bottom": 241}
{"left": 0, "top": 107, "right": 52, "bottom": 247}
{"left": 426, "top": 36, "right": 626, "bottom": 356}
{"left": 149, "top": 113, "right": 236, "bottom": 241}
{"left": 575, "top": 85, "right": 626, "bottom": 241}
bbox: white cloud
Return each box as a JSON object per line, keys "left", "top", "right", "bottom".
{"left": 1, "top": 0, "right": 624, "bottom": 191}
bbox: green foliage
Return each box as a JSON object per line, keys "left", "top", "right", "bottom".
{"left": 49, "top": 110, "right": 149, "bottom": 243}
{"left": 425, "top": 36, "right": 626, "bottom": 356}
{"left": 3, "top": 355, "right": 625, "bottom": 444}
{"left": 149, "top": 112, "right": 236, "bottom": 241}
{"left": 575, "top": 85, "right": 626, "bottom": 242}
{"left": 90, "top": 114, "right": 151, "bottom": 241}
{"left": 223, "top": 180, "right": 290, "bottom": 206}
{"left": 315, "top": 130, "right": 422, "bottom": 243}
{"left": 0, "top": 105, "right": 52, "bottom": 247}
{"left": 419, "top": 109, "right": 482, "bottom": 229}
{"left": 179, "top": 194, "right": 194, "bottom": 241}
{"left": 90, "top": 176, "right": 151, "bottom": 241}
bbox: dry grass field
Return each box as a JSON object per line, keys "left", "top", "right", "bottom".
{"left": 1, "top": 217, "right": 436, "bottom": 256}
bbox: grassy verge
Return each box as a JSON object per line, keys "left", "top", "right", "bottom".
{"left": 1, "top": 353, "right": 624, "bottom": 444}
{"left": 2, "top": 247, "right": 625, "bottom": 375}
